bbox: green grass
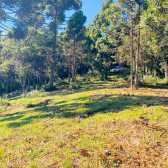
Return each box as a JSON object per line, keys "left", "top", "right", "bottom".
{"left": 0, "top": 75, "right": 168, "bottom": 167}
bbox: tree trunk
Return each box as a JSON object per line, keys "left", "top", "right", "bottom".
{"left": 164, "top": 57, "right": 168, "bottom": 81}
{"left": 135, "top": 26, "right": 140, "bottom": 89}
{"left": 75, "top": 67, "right": 77, "bottom": 82}
{"left": 36, "top": 77, "right": 38, "bottom": 90}
{"left": 145, "top": 63, "right": 148, "bottom": 75}
{"left": 20, "top": 77, "right": 24, "bottom": 94}
{"left": 50, "top": 10, "right": 57, "bottom": 88}
{"left": 140, "top": 64, "right": 144, "bottom": 85}
{"left": 68, "top": 56, "right": 71, "bottom": 84}
{"left": 150, "top": 64, "right": 152, "bottom": 75}
{"left": 130, "top": 9, "right": 134, "bottom": 89}
{"left": 74, "top": 47, "right": 77, "bottom": 82}
{"left": 72, "top": 39, "right": 76, "bottom": 85}
{"left": 11, "top": 76, "right": 13, "bottom": 93}
{"left": 23, "top": 76, "right": 26, "bottom": 93}
{"left": 105, "top": 67, "right": 108, "bottom": 80}
{"left": 30, "top": 76, "right": 36, "bottom": 90}
{"left": 154, "top": 68, "right": 157, "bottom": 85}
{"left": 40, "top": 65, "right": 42, "bottom": 87}
{"left": 27, "top": 73, "right": 30, "bottom": 92}
{"left": 50, "top": 58, "right": 55, "bottom": 88}
{"left": 45, "top": 71, "right": 47, "bottom": 89}
{"left": 72, "top": 57, "right": 75, "bottom": 84}
{"left": 6, "top": 78, "right": 8, "bottom": 94}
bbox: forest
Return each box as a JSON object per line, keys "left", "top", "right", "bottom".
{"left": 0, "top": 0, "right": 168, "bottom": 167}
{"left": 0, "top": 0, "right": 167, "bottom": 95}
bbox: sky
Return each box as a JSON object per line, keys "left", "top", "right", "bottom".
{"left": 0, "top": 0, "right": 105, "bottom": 34}
{"left": 66, "top": 0, "right": 105, "bottom": 26}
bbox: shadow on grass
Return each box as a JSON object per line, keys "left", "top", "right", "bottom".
{"left": 4, "top": 92, "right": 167, "bottom": 129}
{"left": 44, "top": 78, "right": 129, "bottom": 97}
{"left": 7, "top": 113, "right": 54, "bottom": 128}
{"left": 30, "top": 94, "right": 168, "bottom": 119}
{"left": 8, "top": 72, "right": 129, "bottom": 100}
{"left": 139, "top": 82, "right": 168, "bottom": 89}
{"left": 3, "top": 72, "right": 168, "bottom": 128}
{"left": 1, "top": 112, "right": 23, "bottom": 117}
{"left": 7, "top": 92, "right": 22, "bottom": 100}
{"left": 0, "top": 114, "right": 24, "bottom": 122}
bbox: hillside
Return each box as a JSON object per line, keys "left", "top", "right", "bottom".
{"left": 0, "top": 75, "right": 168, "bottom": 168}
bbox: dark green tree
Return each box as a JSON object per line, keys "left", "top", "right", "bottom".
{"left": 42, "top": 0, "right": 82, "bottom": 88}
{"left": 66, "top": 11, "right": 86, "bottom": 85}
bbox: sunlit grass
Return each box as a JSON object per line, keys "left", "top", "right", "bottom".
{"left": 0, "top": 75, "right": 168, "bottom": 167}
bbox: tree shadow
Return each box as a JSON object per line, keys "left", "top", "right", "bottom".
{"left": 4, "top": 92, "right": 167, "bottom": 129}
{"left": 18, "top": 92, "right": 168, "bottom": 117}
{"left": 7, "top": 113, "right": 53, "bottom": 128}
{"left": 7, "top": 75, "right": 130, "bottom": 100}
{"left": 44, "top": 80, "right": 130, "bottom": 97}
{"left": 0, "top": 112, "right": 23, "bottom": 117}
{"left": 139, "top": 83, "right": 168, "bottom": 89}
{"left": 3, "top": 74, "right": 168, "bottom": 129}
{"left": 7, "top": 92, "right": 22, "bottom": 100}
{"left": 0, "top": 114, "right": 24, "bottom": 122}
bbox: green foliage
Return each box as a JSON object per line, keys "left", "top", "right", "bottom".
{"left": 67, "top": 11, "right": 86, "bottom": 39}
{"left": 0, "top": 0, "right": 167, "bottom": 94}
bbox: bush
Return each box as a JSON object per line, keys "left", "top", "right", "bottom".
{"left": 24, "top": 90, "right": 41, "bottom": 98}
{"left": 0, "top": 97, "right": 10, "bottom": 113}
{"left": 7, "top": 91, "right": 22, "bottom": 98}
{"left": 143, "top": 75, "right": 156, "bottom": 84}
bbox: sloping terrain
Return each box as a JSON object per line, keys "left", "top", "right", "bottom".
{"left": 0, "top": 76, "right": 168, "bottom": 168}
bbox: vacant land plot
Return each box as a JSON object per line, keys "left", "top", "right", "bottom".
{"left": 0, "top": 76, "right": 168, "bottom": 167}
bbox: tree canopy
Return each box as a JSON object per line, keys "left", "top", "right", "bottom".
{"left": 0, "top": 0, "right": 167, "bottom": 94}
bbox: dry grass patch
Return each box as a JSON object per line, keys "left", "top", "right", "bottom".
{"left": 0, "top": 107, "right": 168, "bottom": 167}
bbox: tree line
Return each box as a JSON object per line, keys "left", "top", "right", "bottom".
{"left": 0, "top": 0, "right": 167, "bottom": 95}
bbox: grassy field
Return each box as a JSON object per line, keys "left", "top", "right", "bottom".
{"left": 0, "top": 74, "right": 168, "bottom": 167}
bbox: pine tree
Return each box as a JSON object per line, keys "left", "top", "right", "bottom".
{"left": 42, "top": 0, "right": 82, "bottom": 88}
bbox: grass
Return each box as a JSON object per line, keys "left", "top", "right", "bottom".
{"left": 0, "top": 74, "right": 168, "bottom": 167}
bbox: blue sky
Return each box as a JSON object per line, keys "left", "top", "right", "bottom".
{"left": 66, "top": 0, "right": 105, "bottom": 26}
{"left": 0, "top": 0, "right": 105, "bottom": 34}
